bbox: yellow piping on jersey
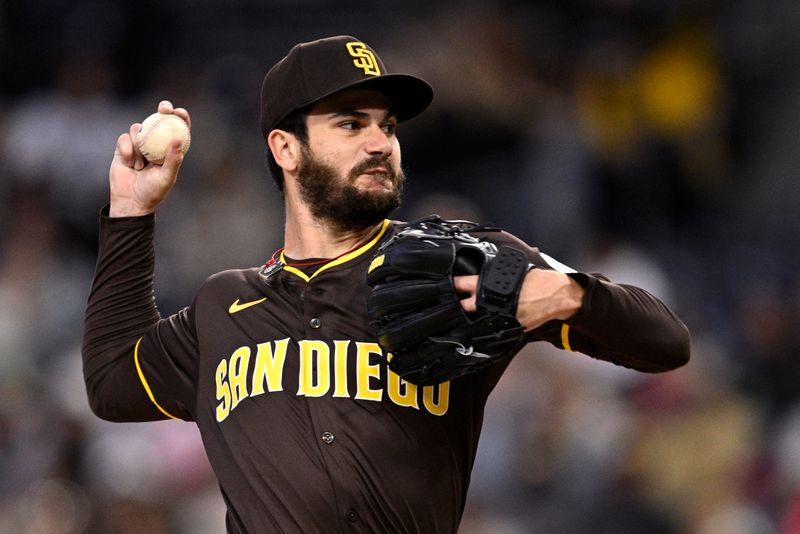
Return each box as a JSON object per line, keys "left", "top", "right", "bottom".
{"left": 134, "top": 337, "right": 181, "bottom": 420}
{"left": 281, "top": 219, "right": 391, "bottom": 282}
{"left": 560, "top": 324, "right": 573, "bottom": 351}
{"left": 368, "top": 254, "right": 385, "bottom": 274}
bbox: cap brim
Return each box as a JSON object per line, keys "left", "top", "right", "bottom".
{"left": 291, "top": 74, "right": 431, "bottom": 126}
{"left": 343, "top": 74, "right": 434, "bottom": 123}
{"left": 265, "top": 73, "right": 433, "bottom": 134}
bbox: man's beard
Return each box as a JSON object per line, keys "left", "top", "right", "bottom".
{"left": 296, "top": 146, "right": 405, "bottom": 233}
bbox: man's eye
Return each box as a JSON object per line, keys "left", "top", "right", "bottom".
{"left": 340, "top": 121, "right": 359, "bottom": 130}
{"left": 382, "top": 123, "right": 397, "bottom": 135}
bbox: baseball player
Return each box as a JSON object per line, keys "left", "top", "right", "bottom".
{"left": 82, "top": 35, "right": 690, "bottom": 533}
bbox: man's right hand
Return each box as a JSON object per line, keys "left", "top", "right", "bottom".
{"left": 109, "top": 100, "right": 191, "bottom": 217}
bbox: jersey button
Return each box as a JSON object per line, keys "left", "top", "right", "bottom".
{"left": 321, "top": 431, "right": 334, "bottom": 444}
{"left": 309, "top": 318, "right": 321, "bottom": 329}
{"left": 346, "top": 509, "right": 359, "bottom": 523}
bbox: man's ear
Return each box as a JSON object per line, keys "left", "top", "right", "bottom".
{"left": 267, "top": 130, "right": 301, "bottom": 173}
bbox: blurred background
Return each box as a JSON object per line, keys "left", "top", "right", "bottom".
{"left": 2, "top": 0, "right": 800, "bottom": 532}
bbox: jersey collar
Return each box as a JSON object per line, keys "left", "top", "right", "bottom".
{"left": 280, "top": 219, "right": 391, "bottom": 282}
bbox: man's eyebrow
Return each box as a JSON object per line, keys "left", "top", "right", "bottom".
{"left": 328, "top": 107, "right": 397, "bottom": 121}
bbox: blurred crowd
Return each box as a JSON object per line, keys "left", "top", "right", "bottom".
{"left": 2, "top": 0, "right": 800, "bottom": 532}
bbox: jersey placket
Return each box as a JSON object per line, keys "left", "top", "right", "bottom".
{"left": 299, "top": 280, "right": 364, "bottom": 530}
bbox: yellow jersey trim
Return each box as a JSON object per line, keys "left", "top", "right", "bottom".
{"left": 133, "top": 337, "right": 181, "bottom": 420}
{"left": 368, "top": 254, "right": 385, "bottom": 274}
{"left": 281, "top": 263, "right": 311, "bottom": 282}
{"left": 281, "top": 219, "right": 391, "bottom": 282}
{"left": 560, "top": 324, "right": 573, "bottom": 351}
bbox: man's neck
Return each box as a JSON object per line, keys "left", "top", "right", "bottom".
{"left": 283, "top": 199, "right": 384, "bottom": 260}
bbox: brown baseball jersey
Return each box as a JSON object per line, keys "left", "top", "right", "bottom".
{"left": 82, "top": 207, "right": 689, "bottom": 533}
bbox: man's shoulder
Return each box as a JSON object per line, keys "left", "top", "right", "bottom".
{"left": 196, "top": 267, "right": 264, "bottom": 299}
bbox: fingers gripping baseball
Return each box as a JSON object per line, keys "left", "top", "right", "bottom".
{"left": 109, "top": 101, "right": 190, "bottom": 217}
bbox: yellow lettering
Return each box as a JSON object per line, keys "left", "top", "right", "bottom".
{"left": 214, "top": 338, "right": 454, "bottom": 419}
{"left": 251, "top": 338, "right": 288, "bottom": 395}
{"left": 298, "top": 340, "right": 330, "bottom": 397}
{"left": 215, "top": 359, "right": 231, "bottom": 422}
{"left": 333, "top": 340, "right": 351, "bottom": 398}
{"left": 422, "top": 381, "right": 450, "bottom": 416}
{"left": 229, "top": 346, "right": 251, "bottom": 410}
{"left": 387, "top": 369, "right": 419, "bottom": 409}
{"left": 355, "top": 342, "right": 382, "bottom": 402}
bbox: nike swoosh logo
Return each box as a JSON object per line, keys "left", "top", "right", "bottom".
{"left": 228, "top": 297, "right": 267, "bottom": 314}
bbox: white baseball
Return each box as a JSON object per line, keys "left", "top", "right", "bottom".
{"left": 135, "top": 112, "right": 191, "bottom": 164}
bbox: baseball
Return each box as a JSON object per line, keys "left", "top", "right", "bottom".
{"left": 135, "top": 112, "right": 191, "bottom": 164}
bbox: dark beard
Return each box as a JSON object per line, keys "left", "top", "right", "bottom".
{"left": 296, "top": 147, "right": 405, "bottom": 232}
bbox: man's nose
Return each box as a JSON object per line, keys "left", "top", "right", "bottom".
{"left": 364, "top": 125, "right": 393, "bottom": 156}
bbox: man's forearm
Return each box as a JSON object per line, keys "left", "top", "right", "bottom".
{"left": 82, "top": 207, "right": 165, "bottom": 421}
{"left": 565, "top": 274, "right": 691, "bottom": 372}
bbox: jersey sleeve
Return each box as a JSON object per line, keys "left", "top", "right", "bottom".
{"left": 491, "top": 231, "right": 690, "bottom": 372}
{"left": 133, "top": 305, "right": 199, "bottom": 421}
{"left": 82, "top": 207, "right": 199, "bottom": 422}
{"left": 528, "top": 273, "right": 691, "bottom": 372}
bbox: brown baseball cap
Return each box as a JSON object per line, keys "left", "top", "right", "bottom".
{"left": 259, "top": 35, "right": 434, "bottom": 135}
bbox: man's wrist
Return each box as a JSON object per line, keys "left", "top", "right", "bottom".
{"left": 109, "top": 198, "right": 155, "bottom": 218}
{"left": 558, "top": 275, "right": 585, "bottom": 321}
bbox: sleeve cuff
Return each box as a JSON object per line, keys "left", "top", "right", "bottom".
{"left": 564, "top": 271, "right": 603, "bottom": 326}
{"left": 100, "top": 204, "right": 156, "bottom": 227}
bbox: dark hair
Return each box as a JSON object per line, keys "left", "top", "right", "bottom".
{"left": 265, "top": 109, "right": 309, "bottom": 193}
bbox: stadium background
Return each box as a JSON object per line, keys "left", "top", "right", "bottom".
{"left": 2, "top": 0, "right": 800, "bottom": 532}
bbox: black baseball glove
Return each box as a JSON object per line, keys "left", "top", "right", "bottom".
{"left": 366, "top": 215, "right": 531, "bottom": 386}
